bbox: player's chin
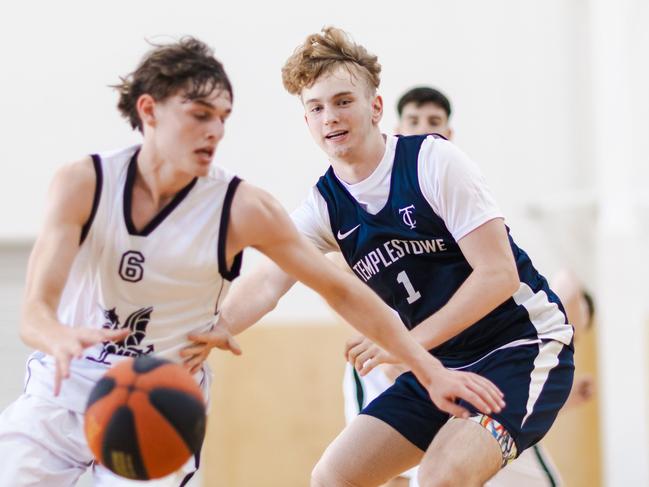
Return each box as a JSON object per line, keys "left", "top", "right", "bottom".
{"left": 190, "top": 158, "right": 212, "bottom": 177}
{"left": 329, "top": 145, "right": 352, "bottom": 160}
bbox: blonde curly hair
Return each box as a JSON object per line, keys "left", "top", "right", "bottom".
{"left": 282, "top": 27, "right": 381, "bottom": 96}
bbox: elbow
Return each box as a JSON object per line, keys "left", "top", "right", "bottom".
{"left": 503, "top": 265, "right": 520, "bottom": 298}
{"left": 482, "top": 264, "right": 519, "bottom": 302}
{"left": 18, "top": 314, "right": 32, "bottom": 347}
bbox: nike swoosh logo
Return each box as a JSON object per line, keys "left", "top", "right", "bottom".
{"left": 337, "top": 224, "right": 361, "bottom": 240}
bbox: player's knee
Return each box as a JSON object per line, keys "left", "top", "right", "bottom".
{"left": 311, "top": 455, "right": 361, "bottom": 487}
{"left": 311, "top": 457, "right": 341, "bottom": 487}
{"left": 417, "top": 460, "right": 466, "bottom": 487}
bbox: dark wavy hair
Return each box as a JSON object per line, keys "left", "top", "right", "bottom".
{"left": 114, "top": 37, "right": 232, "bottom": 131}
{"left": 397, "top": 86, "right": 451, "bottom": 119}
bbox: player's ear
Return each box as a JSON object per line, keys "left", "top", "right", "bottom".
{"left": 136, "top": 94, "right": 157, "bottom": 130}
{"left": 371, "top": 94, "right": 383, "bottom": 125}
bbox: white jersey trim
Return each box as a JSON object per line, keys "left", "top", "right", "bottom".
{"left": 513, "top": 283, "right": 574, "bottom": 346}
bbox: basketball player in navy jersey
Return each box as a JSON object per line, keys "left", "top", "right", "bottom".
{"left": 0, "top": 37, "right": 503, "bottom": 487}
{"left": 340, "top": 85, "right": 455, "bottom": 487}
{"left": 196, "top": 28, "right": 575, "bottom": 486}
{"left": 341, "top": 86, "right": 594, "bottom": 487}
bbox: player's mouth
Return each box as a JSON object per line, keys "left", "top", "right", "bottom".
{"left": 194, "top": 147, "right": 215, "bottom": 164}
{"left": 325, "top": 130, "right": 349, "bottom": 142}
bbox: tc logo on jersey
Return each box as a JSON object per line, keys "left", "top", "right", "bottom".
{"left": 87, "top": 306, "right": 155, "bottom": 364}
{"left": 398, "top": 205, "right": 417, "bottom": 229}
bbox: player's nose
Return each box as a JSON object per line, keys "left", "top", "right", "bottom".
{"left": 207, "top": 118, "right": 225, "bottom": 141}
{"left": 323, "top": 106, "right": 339, "bottom": 126}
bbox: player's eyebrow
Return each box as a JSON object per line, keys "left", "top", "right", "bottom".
{"left": 304, "top": 91, "right": 354, "bottom": 105}
{"left": 193, "top": 99, "right": 216, "bottom": 109}
{"left": 191, "top": 99, "right": 232, "bottom": 115}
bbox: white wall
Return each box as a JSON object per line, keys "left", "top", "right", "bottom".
{"left": 0, "top": 0, "right": 586, "bottom": 237}
{"left": 0, "top": 0, "right": 592, "bottom": 321}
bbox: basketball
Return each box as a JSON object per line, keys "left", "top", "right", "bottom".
{"left": 84, "top": 355, "right": 206, "bottom": 480}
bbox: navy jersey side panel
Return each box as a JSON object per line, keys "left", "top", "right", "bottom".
{"left": 316, "top": 135, "right": 569, "bottom": 365}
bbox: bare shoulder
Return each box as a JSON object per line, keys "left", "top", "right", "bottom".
{"left": 230, "top": 181, "right": 285, "bottom": 221}
{"left": 229, "top": 181, "right": 296, "bottom": 247}
{"left": 47, "top": 155, "right": 98, "bottom": 225}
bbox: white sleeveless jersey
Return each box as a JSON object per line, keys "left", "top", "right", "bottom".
{"left": 25, "top": 145, "right": 242, "bottom": 411}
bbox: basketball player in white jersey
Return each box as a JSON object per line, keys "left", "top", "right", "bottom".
{"left": 0, "top": 37, "right": 504, "bottom": 487}
{"left": 191, "top": 27, "right": 575, "bottom": 487}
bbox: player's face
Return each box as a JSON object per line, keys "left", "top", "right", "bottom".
{"left": 302, "top": 66, "right": 382, "bottom": 163}
{"left": 149, "top": 88, "right": 232, "bottom": 177}
{"left": 397, "top": 102, "right": 452, "bottom": 138}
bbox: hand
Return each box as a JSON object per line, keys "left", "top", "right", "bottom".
{"left": 565, "top": 374, "right": 595, "bottom": 408}
{"left": 50, "top": 326, "right": 129, "bottom": 396}
{"left": 345, "top": 335, "right": 398, "bottom": 376}
{"left": 423, "top": 366, "right": 506, "bottom": 419}
{"left": 183, "top": 323, "right": 242, "bottom": 374}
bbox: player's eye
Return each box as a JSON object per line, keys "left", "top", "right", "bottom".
{"left": 310, "top": 105, "right": 322, "bottom": 113}
{"left": 194, "top": 112, "right": 211, "bottom": 121}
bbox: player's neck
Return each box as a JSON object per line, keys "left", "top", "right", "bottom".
{"left": 330, "top": 131, "right": 386, "bottom": 184}
{"left": 136, "top": 144, "right": 195, "bottom": 207}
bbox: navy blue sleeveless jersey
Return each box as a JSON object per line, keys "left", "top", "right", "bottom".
{"left": 316, "top": 135, "right": 571, "bottom": 365}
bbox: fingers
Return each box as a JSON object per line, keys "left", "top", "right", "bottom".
{"left": 102, "top": 329, "right": 129, "bottom": 341}
{"left": 187, "top": 330, "right": 242, "bottom": 355}
{"left": 465, "top": 374, "right": 505, "bottom": 412}
{"left": 79, "top": 328, "right": 128, "bottom": 348}
{"left": 227, "top": 335, "right": 242, "bottom": 355}
{"left": 455, "top": 385, "right": 494, "bottom": 415}
{"left": 347, "top": 340, "right": 370, "bottom": 366}
{"left": 344, "top": 335, "right": 365, "bottom": 360}
{"left": 184, "top": 352, "right": 208, "bottom": 374}
{"left": 438, "top": 398, "right": 470, "bottom": 419}
{"left": 180, "top": 344, "right": 206, "bottom": 359}
{"left": 187, "top": 332, "right": 210, "bottom": 343}
{"left": 354, "top": 348, "right": 374, "bottom": 373}
{"left": 359, "top": 357, "right": 378, "bottom": 376}
{"left": 53, "top": 351, "right": 72, "bottom": 397}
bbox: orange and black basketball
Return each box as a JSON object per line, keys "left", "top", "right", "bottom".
{"left": 84, "top": 355, "right": 206, "bottom": 480}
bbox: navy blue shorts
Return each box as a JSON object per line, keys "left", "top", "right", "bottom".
{"left": 361, "top": 341, "right": 574, "bottom": 456}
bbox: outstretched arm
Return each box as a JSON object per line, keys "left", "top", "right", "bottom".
{"left": 220, "top": 255, "right": 297, "bottom": 337}
{"left": 21, "top": 158, "right": 128, "bottom": 395}
{"left": 189, "top": 183, "right": 505, "bottom": 417}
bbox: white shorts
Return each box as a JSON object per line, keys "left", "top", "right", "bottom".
{"left": 0, "top": 365, "right": 211, "bottom": 487}
{"left": 486, "top": 444, "right": 562, "bottom": 487}
{"left": 342, "top": 363, "right": 419, "bottom": 486}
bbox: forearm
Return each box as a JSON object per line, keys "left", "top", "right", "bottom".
{"left": 411, "top": 267, "right": 519, "bottom": 350}
{"left": 19, "top": 299, "right": 65, "bottom": 354}
{"left": 327, "top": 273, "right": 442, "bottom": 377}
{"left": 220, "top": 260, "right": 296, "bottom": 336}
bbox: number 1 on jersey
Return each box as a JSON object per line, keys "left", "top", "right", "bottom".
{"left": 396, "top": 270, "right": 421, "bottom": 304}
